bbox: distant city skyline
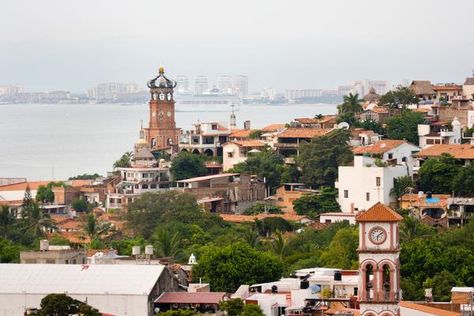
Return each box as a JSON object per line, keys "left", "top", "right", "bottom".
{"left": 1, "top": 0, "right": 473, "bottom": 92}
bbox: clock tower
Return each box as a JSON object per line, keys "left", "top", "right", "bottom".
{"left": 144, "top": 67, "right": 180, "bottom": 151}
{"left": 356, "top": 202, "right": 403, "bottom": 316}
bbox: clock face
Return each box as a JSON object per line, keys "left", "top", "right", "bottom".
{"left": 167, "top": 111, "right": 171, "bottom": 117}
{"left": 159, "top": 93, "right": 165, "bottom": 100}
{"left": 369, "top": 226, "right": 387, "bottom": 244}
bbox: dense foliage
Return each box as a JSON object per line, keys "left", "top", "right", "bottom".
{"left": 36, "top": 181, "right": 65, "bottom": 203}
{"left": 378, "top": 86, "right": 419, "bottom": 109}
{"left": 68, "top": 173, "right": 101, "bottom": 180}
{"left": 293, "top": 187, "right": 340, "bottom": 218}
{"left": 31, "top": 293, "right": 100, "bottom": 316}
{"left": 113, "top": 151, "right": 133, "bottom": 169}
{"left": 297, "top": 129, "right": 353, "bottom": 188}
{"left": 418, "top": 154, "right": 461, "bottom": 194}
{"left": 193, "top": 242, "right": 284, "bottom": 292}
{"left": 336, "top": 93, "right": 364, "bottom": 125}
{"left": 385, "top": 110, "right": 425, "bottom": 145}
{"left": 170, "top": 151, "right": 207, "bottom": 181}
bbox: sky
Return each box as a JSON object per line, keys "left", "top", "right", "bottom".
{"left": 1, "top": 0, "right": 474, "bottom": 93}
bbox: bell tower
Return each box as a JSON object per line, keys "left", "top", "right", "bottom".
{"left": 356, "top": 202, "right": 403, "bottom": 316}
{"left": 144, "top": 66, "right": 180, "bottom": 151}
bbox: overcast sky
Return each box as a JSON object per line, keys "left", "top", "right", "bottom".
{"left": 1, "top": 0, "right": 473, "bottom": 93}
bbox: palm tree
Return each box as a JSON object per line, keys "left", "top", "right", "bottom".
{"left": 22, "top": 202, "right": 54, "bottom": 238}
{"left": 242, "top": 227, "right": 260, "bottom": 248}
{"left": 270, "top": 231, "right": 287, "bottom": 258}
{"left": 83, "top": 213, "right": 111, "bottom": 241}
{"left": 399, "top": 217, "right": 434, "bottom": 241}
{"left": 0, "top": 205, "right": 15, "bottom": 239}
{"left": 343, "top": 93, "right": 364, "bottom": 113}
{"left": 153, "top": 230, "right": 181, "bottom": 258}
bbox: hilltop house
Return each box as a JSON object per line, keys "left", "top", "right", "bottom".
{"left": 179, "top": 121, "right": 230, "bottom": 157}
{"left": 222, "top": 140, "right": 266, "bottom": 171}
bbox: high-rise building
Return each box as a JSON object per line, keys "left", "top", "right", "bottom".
{"left": 87, "top": 82, "right": 139, "bottom": 101}
{"left": 0, "top": 85, "right": 23, "bottom": 96}
{"left": 217, "top": 75, "right": 233, "bottom": 94}
{"left": 194, "top": 76, "right": 209, "bottom": 95}
{"left": 144, "top": 67, "right": 180, "bottom": 151}
{"left": 174, "top": 75, "right": 190, "bottom": 94}
{"left": 233, "top": 75, "right": 248, "bottom": 98}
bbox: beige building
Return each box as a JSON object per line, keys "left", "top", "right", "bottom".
{"left": 20, "top": 241, "right": 86, "bottom": 264}
{"left": 222, "top": 140, "right": 266, "bottom": 171}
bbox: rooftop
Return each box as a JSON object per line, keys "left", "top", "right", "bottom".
{"left": 410, "top": 80, "right": 435, "bottom": 95}
{"left": 261, "top": 123, "right": 285, "bottom": 132}
{"left": 176, "top": 173, "right": 239, "bottom": 183}
{"left": 155, "top": 292, "right": 226, "bottom": 304}
{"left": 416, "top": 144, "right": 474, "bottom": 160}
{"left": 226, "top": 140, "right": 266, "bottom": 148}
{"left": 0, "top": 180, "right": 52, "bottom": 191}
{"left": 400, "top": 301, "right": 460, "bottom": 316}
{"left": 352, "top": 139, "right": 408, "bottom": 155}
{"left": 0, "top": 264, "right": 165, "bottom": 296}
{"left": 220, "top": 213, "right": 310, "bottom": 223}
{"left": 229, "top": 129, "right": 253, "bottom": 138}
{"left": 277, "top": 128, "right": 331, "bottom": 139}
{"left": 356, "top": 202, "right": 403, "bottom": 222}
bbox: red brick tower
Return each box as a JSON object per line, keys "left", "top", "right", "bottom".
{"left": 144, "top": 67, "right": 180, "bottom": 151}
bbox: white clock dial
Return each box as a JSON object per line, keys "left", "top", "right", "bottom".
{"left": 159, "top": 93, "right": 165, "bottom": 100}
{"left": 369, "top": 227, "right": 386, "bottom": 244}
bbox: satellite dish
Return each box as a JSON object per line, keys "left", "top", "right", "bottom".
{"left": 337, "top": 122, "right": 350, "bottom": 130}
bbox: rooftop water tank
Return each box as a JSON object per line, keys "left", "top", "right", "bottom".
{"left": 145, "top": 245, "right": 154, "bottom": 256}
{"left": 40, "top": 240, "right": 49, "bottom": 251}
{"left": 132, "top": 246, "right": 141, "bottom": 256}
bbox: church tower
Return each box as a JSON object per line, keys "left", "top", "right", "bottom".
{"left": 356, "top": 202, "right": 403, "bottom": 316}
{"left": 144, "top": 67, "right": 180, "bottom": 151}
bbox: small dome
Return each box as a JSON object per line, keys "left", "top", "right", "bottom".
{"left": 452, "top": 117, "right": 461, "bottom": 126}
{"left": 147, "top": 67, "right": 177, "bottom": 89}
{"left": 364, "top": 87, "right": 380, "bottom": 103}
{"left": 188, "top": 253, "right": 197, "bottom": 265}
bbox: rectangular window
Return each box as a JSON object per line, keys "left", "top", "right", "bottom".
{"left": 227, "top": 152, "right": 233, "bottom": 158}
{"left": 376, "top": 177, "right": 381, "bottom": 187}
{"left": 388, "top": 153, "right": 393, "bottom": 159}
{"left": 366, "top": 192, "right": 370, "bottom": 201}
{"left": 344, "top": 190, "right": 349, "bottom": 198}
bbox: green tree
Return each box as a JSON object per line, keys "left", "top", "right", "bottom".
{"left": 0, "top": 205, "right": 15, "bottom": 239}
{"left": 72, "top": 198, "right": 89, "bottom": 212}
{"left": 153, "top": 229, "right": 181, "bottom": 257}
{"left": 35, "top": 182, "right": 65, "bottom": 204}
{"left": 231, "top": 149, "right": 284, "bottom": 192}
{"left": 452, "top": 163, "right": 474, "bottom": 196}
{"left": 193, "top": 243, "right": 283, "bottom": 292}
{"left": 270, "top": 231, "right": 288, "bottom": 258}
{"left": 297, "top": 129, "right": 353, "bottom": 188}
{"left": 158, "top": 310, "right": 197, "bottom": 316}
{"left": 293, "top": 187, "right": 340, "bottom": 218}
{"left": 31, "top": 293, "right": 100, "bottom": 316}
{"left": 241, "top": 304, "right": 265, "bottom": 316}
{"left": 255, "top": 217, "right": 293, "bottom": 237}
{"left": 355, "top": 119, "right": 385, "bottom": 135}
{"left": 336, "top": 93, "right": 364, "bottom": 126}
{"left": 418, "top": 154, "right": 461, "bottom": 193}
{"left": 399, "top": 217, "right": 434, "bottom": 242}
{"left": 22, "top": 185, "right": 34, "bottom": 213}
{"left": 378, "top": 86, "right": 419, "bottom": 109}
{"left": 113, "top": 151, "right": 133, "bottom": 169}
{"left": 320, "top": 227, "right": 359, "bottom": 269}
{"left": 83, "top": 213, "right": 111, "bottom": 241}
{"left": 68, "top": 173, "right": 101, "bottom": 180}
{"left": 385, "top": 110, "right": 425, "bottom": 145}
{"left": 244, "top": 203, "right": 282, "bottom": 215}
{"left": 431, "top": 271, "right": 462, "bottom": 302}
{"left": 241, "top": 227, "right": 261, "bottom": 248}
{"left": 22, "top": 202, "right": 54, "bottom": 239}
{"left": 390, "top": 176, "right": 414, "bottom": 202}
{"left": 249, "top": 129, "right": 263, "bottom": 139}
{"left": 219, "top": 298, "right": 244, "bottom": 316}
{"left": 170, "top": 151, "right": 207, "bottom": 181}
{"left": 280, "top": 163, "right": 301, "bottom": 184}
{"left": 0, "top": 238, "right": 21, "bottom": 263}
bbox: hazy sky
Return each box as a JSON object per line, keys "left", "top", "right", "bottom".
{"left": 1, "top": 0, "right": 473, "bottom": 92}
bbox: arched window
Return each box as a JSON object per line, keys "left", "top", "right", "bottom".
{"left": 365, "top": 264, "right": 374, "bottom": 301}
{"left": 382, "top": 264, "right": 391, "bottom": 300}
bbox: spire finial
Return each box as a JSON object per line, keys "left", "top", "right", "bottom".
{"left": 159, "top": 65, "right": 164, "bottom": 74}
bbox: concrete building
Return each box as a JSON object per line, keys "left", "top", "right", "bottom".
{"left": 217, "top": 75, "right": 234, "bottom": 94}
{"left": 223, "top": 140, "right": 266, "bottom": 171}
{"left": 87, "top": 82, "right": 139, "bottom": 101}
{"left": 0, "top": 264, "right": 178, "bottom": 316}
{"left": 20, "top": 241, "right": 86, "bottom": 264}
{"left": 195, "top": 76, "right": 209, "bottom": 95}
{"left": 175, "top": 173, "right": 265, "bottom": 213}
{"left": 336, "top": 155, "right": 409, "bottom": 213}
{"left": 174, "top": 75, "right": 190, "bottom": 94}
{"left": 418, "top": 117, "right": 462, "bottom": 148}
{"left": 179, "top": 121, "right": 231, "bottom": 157}
{"left": 319, "top": 212, "right": 357, "bottom": 225}
{"left": 275, "top": 128, "right": 332, "bottom": 157}
{"left": 233, "top": 75, "right": 248, "bottom": 98}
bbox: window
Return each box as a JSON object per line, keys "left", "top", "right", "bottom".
{"left": 142, "top": 184, "right": 148, "bottom": 189}
{"left": 150, "top": 183, "right": 157, "bottom": 189}
{"left": 366, "top": 192, "right": 370, "bottom": 201}
{"left": 388, "top": 153, "right": 393, "bottom": 159}
{"left": 344, "top": 190, "right": 349, "bottom": 198}
{"left": 227, "top": 152, "right": 233, "bottom": 158}
{"left": 376, "top": 177, "right": 381, "bottom": 187}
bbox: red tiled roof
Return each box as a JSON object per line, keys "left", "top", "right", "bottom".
{"left": 356, "top": 202, "right": 403, "bottom": 222}
{"left": 366, "top": 107, "right": 389, "bottom": 114}
{"left": 229, "top": 129, "right": 253, "bottom": 138}
{"left": 416, "top": 144, "right": 474, "bottom": 160}
{"left": 0, "top": 181, "right": 52, "bottom": 191}
{"left": 353, "top": 140, "right": 407, "bottom": 155}
{"left": 294, "top": 116, "right": 336, "bottom": 124}
{"left": 261, "top": 124, "right": 285, "bottom": 132}
{"left": 400, "top": 301, "right": 460, "bottom": 316}
{"left": 277, "top": 128, "right": 331, "bottom": 138}
{"left": 229, "top": 140, "right": 266, "bottom": 148}
{"left": 156, "top": 292, "right": 226, "bottom": 304}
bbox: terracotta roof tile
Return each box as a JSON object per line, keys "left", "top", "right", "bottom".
{"left": 356, "top": 202, "right": 403, "bottom": 222}
{"left": 278, "top": 128, "right": 331, "bottom": 138}
{"left": 229, "top": 129, "right": 253, "bottom": 138}
{"left": 353, "top": 140, "right": 407, "bottom": 155}
{"left": 261, "top": 124, "right": 285, "bottom": 132}
{"left": 416, "top": 144, "right": 474, "bottom": 160}
{"left": 156, "top": 292, "right": 226, "bottom": 304}
{"left": 0, "top": 181, "right": 52, "bottom": 191}
{"left": 400, "top": 301, "right": 460, "bottom": 316}
{"left": 229, "top": 140, "right": 266, "bottom": 148}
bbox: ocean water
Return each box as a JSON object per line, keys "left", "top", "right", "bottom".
{"left": 0, "top": 103, "right": 337, "bottom": 180}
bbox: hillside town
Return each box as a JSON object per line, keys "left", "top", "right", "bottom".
{"left": 1, "top": 66, "right": 474, "bottom": 316}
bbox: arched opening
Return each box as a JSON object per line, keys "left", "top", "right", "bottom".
{"left": 192, "top": 149, "right": 200, "bottom": 155}
{"left": 203, "top": 149, "right": 214, "bottom": 156}
{"left": 181, "top": 149, "right": 188, "bottom": 152}
{"left": 365, "top": 264, "right": 374, "bottom": 301}
{"left": 151, "top": 138, "right": 157, "bottom": 149}
{"left": 382, "top": 264, "right": 392, "bottom": 300}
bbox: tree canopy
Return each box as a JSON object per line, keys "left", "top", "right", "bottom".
{"left": 113, "top": 151, "right": 132, "bottom": 169}
{"left": 36, "top": 181, "right": 65, "bottom": 203}
{"left": 385, "top": 110, "right": 425, "bottom": 145}
{"left": 297, "top": 129, "right": 353, "bottom": 188}
{"left": 31, "top": 293, "right": 100, "bottom": 316}
{"left": 336, "top": 93, "right": 364, "bottom": 125}
{"left": 293, "top": 187, "right": 340, "bottom": 218}
{"left": 378, "top": 86, "right": 419, "bottom": 109}
{"left": 170, "top": 151, "right": 207, "bottom": 181}
{"left": 193, "top": 242, "right": 284, "bottom": 292}
{"left": 418, "top": 154, "right": 461, "bottom": 194}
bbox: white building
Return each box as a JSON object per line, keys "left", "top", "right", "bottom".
{"left": 174, "top": 75, "right": 190, "bottom": 94}
{"left": 233, "top": 75, "right": 248, "bottom": 98}
{"left": 319, "top": 212, "right": 357, "bottom": 225}
{"left": 194, "top": 76, "right": 209, "bottom": 95}
{"left": 0, "top": 264, "right": 177, "bottom": 316}
{"left": 418, "top": 117, "right": 462, "bottom": 148}
{"left": 336, "top": 155, "right": 409, "bottom": 213}
{"left": 223, "top": 140, "right": 266, "bottom": 171}
{"left": 179, "top": 121, "right": 231, "bottom": 157}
